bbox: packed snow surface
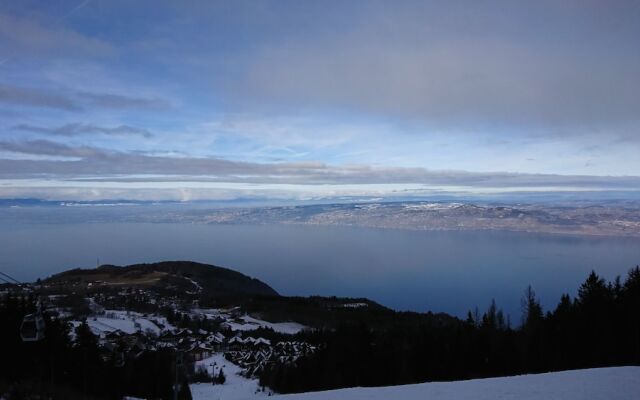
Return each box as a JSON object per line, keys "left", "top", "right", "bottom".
{"left": 192, "top": 366, "right": 640, "bottom": 400}
{"left": 70, "top": 310, "right": 174, "bottom": 337}
{"left": 273, "top": 367, "right": 640, "bottom": 400}
{"left": 224, "top": 315, "right": 307, "bottom": 335}
{"left": 193, "top": 308, "right": 307, "bottom": 334}
{"left": 190, "top": 353, "right": 272, "bottom": 400}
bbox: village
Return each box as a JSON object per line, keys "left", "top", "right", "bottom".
{"left": 28, "top": 284, "right": 316, "bottom": 393}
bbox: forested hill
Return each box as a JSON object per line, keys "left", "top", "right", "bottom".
{"left": 44, "top": 260, "right": 279, "bottom": 298}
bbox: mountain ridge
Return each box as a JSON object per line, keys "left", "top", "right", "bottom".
{"left": 44, "top": 260, "right": 279, "bottom": 298}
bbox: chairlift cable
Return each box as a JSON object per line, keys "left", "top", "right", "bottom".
{"left": 0, "top": 271, "right": 22, "bottom": 285}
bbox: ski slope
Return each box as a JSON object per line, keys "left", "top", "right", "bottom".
{"left": 273, "top": 367, "right": 640, "bottom": 400}
{"left": 190, "top": 353, "right": 272, "bottom": 400}
{"left": 224, "top": 315, "right": 307, "bottom": 335}
{"left": 70, "top": 310, "right": 175, "bottom": 337}
{"left": 192, "top": 366, "right": 640, "bottom": 400}
{"left": 192, "top": 308, "right": 307, "bottom": 335}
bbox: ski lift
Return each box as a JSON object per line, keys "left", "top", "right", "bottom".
{"left": 20, "top": 311, "right": 46, "bottom": 342}
{"left": 0, "top": 270, "right": 45, "bottom": 342}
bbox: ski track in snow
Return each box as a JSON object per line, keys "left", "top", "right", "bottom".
{"left": 183, "top": 276, "right": 203, "bottom": 293}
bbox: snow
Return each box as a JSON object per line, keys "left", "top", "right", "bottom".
{"left": 403, "top": 202, "right": 463, "bottom": 210}
{"left": 190, "top": 353, "right": 273, "bottom": 400}
{"left": 183, "top": 276, "right": 203, "bottom": 293}
{"left": 272, "top": 367, "right": 640, "bottom": 400}
{"left": 191, "top": 309, "right": 307, "bottom": 334}
{"left": 89, "top": 316, "right": 158, "bottom": 335}
{"left": 341, "top": 303, "right": 368, "bottom": 308}
{"left": 223, "top": 315, "right": 307, "bottom": 335}
{"left": 70, "top": 309, "right": 175, "bottom": 337}
{"left": 189, "top": 366, "right": 640, "bottom": 400}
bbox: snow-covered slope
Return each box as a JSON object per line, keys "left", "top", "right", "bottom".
{"left": 224, "top": 315, "right": 307, "bottom": 335}
{"left": 70, "top": 310, "right": 175, "bottom": 337}
{"left": 190, "top": 353, "right": 272, "bottom": 400}
{"left": 192, "top": 308, "right": 308, "bottom": 334}
{"left": 272, "top": 367, "right": 640, "bottom": 400}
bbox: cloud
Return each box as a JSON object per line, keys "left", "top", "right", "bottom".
{"left": 0, "top": 84, "right": 78, "bottom": 110}
{"left": 1, "top": 140, "right": 639, "bottom": 191}
{"left": 221, "top": 1, "right": 640, "bottom": 139}
{"left": 202, "top": 114, "right": 359, "bottom": 149}
{"left": 0, "top": 84, "right": 171, "bottom": 112}
{"left": 0, "top": 12, "right": 113, "bottom": 59}
{"left": 14, "top": 123, "right": 152, "bottom": 138}
{"left": 76, "top": 92, "right": 171, "bottom": 110}
{"left": 0, "top": 140, "right": 101, "bottom": 158}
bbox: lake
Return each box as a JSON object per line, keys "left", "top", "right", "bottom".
{"left": 2, "top": 222, "right": 639, "bottom": 320}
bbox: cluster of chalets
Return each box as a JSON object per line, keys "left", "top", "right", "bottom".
{"left": 225, "top": 340, "right": 317, "bottom": 378}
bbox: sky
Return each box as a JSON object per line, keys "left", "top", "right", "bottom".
{"left": 1, "top": 0, "right": 640, "bottom": 202}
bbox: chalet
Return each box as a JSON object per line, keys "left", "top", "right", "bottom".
{"left": 188, "top": 343, "right": 214, "bottom": 361}
{"left": 227, "top": 335, "right": 271, "bottom": 351}
{"left": 157, "top": 331, "right": 179, "bottom": 345}
{"left": 206, "top": 332, "right": 226, "bottom": 351}
{"left": 228, "top": 335, "right": 245, "bottom": 351}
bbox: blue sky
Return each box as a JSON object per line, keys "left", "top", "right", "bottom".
{"left": 1, "top": 0, "right": 639, "bottom": 201}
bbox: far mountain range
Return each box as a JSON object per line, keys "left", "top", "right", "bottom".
{"left": 2, "top": 199, "right": 640, "bottom": 237}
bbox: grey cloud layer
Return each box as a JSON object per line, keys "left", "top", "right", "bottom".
{"left": 1, "top": 140, "right": 639, "bottom": 190}
{"left": 0, "top": 84, "right": 170, "bottom": 112}
{"left": 0, "top": 12, "right": 113, "bottom": 59}
{"left": 76, "top": 92, "right": 171, "bottom": 111}
{"left": 224, "top": 1, "right": 640, "bottom": 137}
{"left": 0, "top": 84, "right": 78, "bottom": 110}
{"left": 14, "top": 123, "right": 152, "bottom": 138}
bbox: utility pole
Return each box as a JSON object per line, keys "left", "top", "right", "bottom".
{"left": 174, "top": 352, "right": 183, "bottom": 400}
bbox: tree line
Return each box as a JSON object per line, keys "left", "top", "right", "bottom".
{"left": 259, "top": 267, "right": 640, "bottom": 393}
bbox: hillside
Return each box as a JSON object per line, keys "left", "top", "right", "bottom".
{"left": 44, "top": 260, "right": 279, "bottom": 298}
{"left": 39, "top": 260, "right": 425, "bottom": 329}
{"left": 267, "top": 367, "right": 640, "bottom": 400}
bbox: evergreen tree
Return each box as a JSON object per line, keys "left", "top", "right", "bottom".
{"left": 217, "top": 368, "right": 226, "bottom": 384}
{"left": 622, "top": 266, "right": 640, "bottom": 362}
{"left": 520, "top": 286, "right": 544, "bottom": 371}
{"left": 178, "top": 378, "right": 193, "bottom": 400}
{"left": 576, "top": 271, "right": 614, "bottom": 366}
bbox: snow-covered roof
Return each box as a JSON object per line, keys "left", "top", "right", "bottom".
{"left": 254, "top": 337, "right": 271, "bottom": 346}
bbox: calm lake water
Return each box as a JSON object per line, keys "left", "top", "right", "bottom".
{"left": 2, "top": 222, "right": 639, "bottom": 320}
